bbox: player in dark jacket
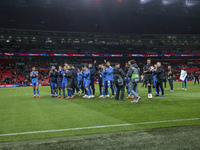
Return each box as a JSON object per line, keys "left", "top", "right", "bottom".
{"left": 56, "top": 66, "right": 63, "bottom": 98}
{"left": 97, "top": 64, "right": 103, "bottom": 95}
{"left": 65, "top": 65, "right": 75, "bottom": 99}
{"left": 152, "top": 62, "right": 165, "bottom": 97}
{"left": 193, "top": 70, "right": 199, "bottom": 85}
{"left": 167, "top": 66, "right": 175, "bottom": 92}
{"left": 72, "top": 65, "right": 79, "bottom": 94}
{"left": 113, "top": 62, "right": 126, "bottom": 101}
{"left": 49, "top": 66, "right": 57, "bottom": 97}
{"left": 89, "top": 63, "right": 96, "bottom": 97}
{"left": 143, "top": 59, "right": 153, "bottom": 99}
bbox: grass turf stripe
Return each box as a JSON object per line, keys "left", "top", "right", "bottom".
{"left": 0, "top": 118, "right": 199, "bottom": 137}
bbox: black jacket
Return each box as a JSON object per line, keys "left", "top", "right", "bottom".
{"left": 97, "top": 68, "right": 103, "bottom": 79}
{"left": 154, "top": 66, "right": 164, "bottom": 81}
{"left": 167, "top": 69, "right": 174, "bottom": 79}
{"left": 65, "top": 69, "right": 74, "bottom": 82}
{"left": 73, "top": 69, "right": 77, "bottom": 82}
{"left": 113, "top": 67, "right": 126, "bottom": 80}
{"left": 56, "top": 71, "right": 62, "bottom": 84}
{"left": 50, "top": 70, "right": 57, "bottom": 83}
{"left": 194, "top": 72, "right": 199, "bottom": 78}
{"left": 89, "top": 66, "right": 96, "bottom": 78}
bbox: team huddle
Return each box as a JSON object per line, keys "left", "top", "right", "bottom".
{"left": 30, "top": 59, "right": 191, "bottom": 103}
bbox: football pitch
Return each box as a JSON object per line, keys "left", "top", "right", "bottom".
{"left": 0, "top": 82, "right": 200, "bottom": 149}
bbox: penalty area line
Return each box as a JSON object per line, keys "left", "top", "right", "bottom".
{"left": 0, "top": 118, "right": 199, "bottom": 137}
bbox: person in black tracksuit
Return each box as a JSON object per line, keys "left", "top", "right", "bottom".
{"left": 72, "top": 66, "right": 79, "bottom": 94}
{"left": 113, "top": 62, "right": 126, "bottom": 101}
{"left": 97, "top": 64, "right": 103, "bottom": 95}
{"left": 89, "top": 63, "right": 96, "bottom": 96}
{"left": 193, "top": 70, "right": 199, "bottom": 85}
{"left": 152, "top": 62, "right": 165, "bottom": 97}
{"left": 167, "top": 66, "right": 175, "bottom": 91}
{"left": 49, "top": 66, "right": 57, "bottom": 97}
{"left": 56, "top": 66, "right": 63, "bottom": 98}
{"left": 143, "top": 59, "right": 153, "bottom": 98}
{"left": 163, "top": 71, "right": 167, "bottom": 88}
{"left": 65, "top": 65, "right": 74, "bottom": 99}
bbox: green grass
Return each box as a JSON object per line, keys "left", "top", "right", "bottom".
{"left": 0, "top": 82, "right": 200, "bottom": 143}
{"left": 1, "top": 126, "right": 200, "bottom": 150}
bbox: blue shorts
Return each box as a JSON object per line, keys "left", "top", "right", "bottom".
{"left": 51, "top": 82, "right": 57, "bottom": 89}
{"left": 102, "top": 80, "right": 106, "bottom": 87}
{"left": 62, "top": 81, "right": 67, "bottom": 88}
{"left": 32, "top": 82, "right": 38, "bottom": 87}
{"left": 182, "top": 78, "right": 187, "bottom": 83}
{"left": 153, "top": 80, "right": 157, "bottom": 86}
{"left": 77, "top": 80, "right": 82, "bottom": 86}
{"left": 84, "top": 80, "right": 91, "bottom": 89}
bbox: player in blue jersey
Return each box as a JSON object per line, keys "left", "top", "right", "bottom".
{"left": 30, "top": 67, "right": 40, "bottom": 98}
{"left": 49, "top": 66, "right": 57, "bottom": 97}
{"left": 61, "top": 66, "right": 68, "bottom": 98}
{"left": 99, "top": 64, "right": 109, "bottom": 98}
{"left": 81, "top": 65, "right": 91, "bottom": 99}
{"left": 104, "top": 61, "right": 115, "bottom": 98}
{"left": 179, "top": 66, "right": 190, "bottom": 91}
{"left": 56, "top": 66, "right": 63, "bottom": 98}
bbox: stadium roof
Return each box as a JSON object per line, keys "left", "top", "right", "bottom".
{"left": 1, "top": 0, "right": 200, "bottom": 16}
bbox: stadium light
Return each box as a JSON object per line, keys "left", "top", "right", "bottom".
{"left": 140, "top": 0, "right": 151, "bottom": 5}
{"left": 162, "top": 0, "right": 174, "bottom": 6}
{"left": 185, "top": 0, "right": 197, "bottom": 7}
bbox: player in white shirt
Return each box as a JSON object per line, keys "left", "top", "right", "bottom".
{"left": 179, "top": 66, "right": 189, "bottom": 90}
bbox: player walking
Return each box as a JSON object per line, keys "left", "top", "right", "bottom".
{"left": 152, "top": 62, "right": 165, "bottom": 97}
{"left": 127, "top": 60, "right": 141, "bottom": 103}
{"left": 30, "top": 67, "right": 40, "bottom": 98}
{"left": 153, "top": 64, "right": 160, "bottom": 95}
{"left": 143, "top": 59, "right": 153, "bottom": 99}
{"left": 113, "top": 62, "right": 126, "bottom": 101}
{"left": 180, "top": 66, "right": 189, "bottom": 91}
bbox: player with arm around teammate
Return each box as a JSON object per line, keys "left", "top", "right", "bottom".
{"left": 30, "top": 67, "right": 40, "bottom": 98}
{"left": 81, "top": 65, "right": 92, "bottom": 99}
{"left": 99, "top": 64, "right": 109, "bottom": 98}
{"left": 152, "top": 62, "right": 165, "bottom": 97}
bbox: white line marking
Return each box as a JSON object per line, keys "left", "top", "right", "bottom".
{"left": 0, "top": 118, "right": 199, "bottom": 137}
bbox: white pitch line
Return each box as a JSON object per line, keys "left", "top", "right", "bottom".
{"left": 0, "top": 118, "right": 199, "bottom": 137}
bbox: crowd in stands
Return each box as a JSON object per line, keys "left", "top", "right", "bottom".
{"left": 0, "top": 57, "right": 200, "bottom": 85}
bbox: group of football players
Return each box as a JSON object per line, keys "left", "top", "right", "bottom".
{"left": 30, "top": 59, "right": 192, "bottom": 103}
